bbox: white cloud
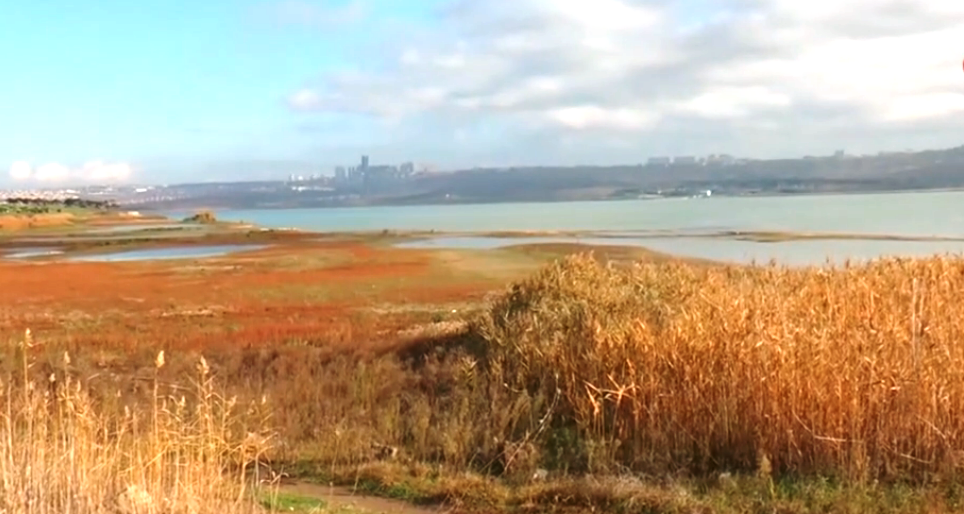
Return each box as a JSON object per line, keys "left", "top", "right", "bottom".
{"left": 548, "top": 105, "right": 659, "bottom": 130}
{"left": 7, "top": 160, "right": 134, "bottom": 184}
{"left": 8, "top": 161, "right": 32, "bottom": 181}
{"left": 288, "top": 88, "right": 321, "bottom": 110}
{"left": 78, "top": 161, "right": 134, "bottom": 181}
{"left": 676, "top": 86, "right": 792, "bottom": 118}
{"left": 289, "top": 0, "right": 964, "bottom": 161}
{"left": 34, "top": 163, "right": 71, "bottom": 182}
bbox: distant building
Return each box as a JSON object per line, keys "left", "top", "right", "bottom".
{"left": 673, "top": 156, "right": 696, "bottom": 165}
{"left": 331, "top": 155, "right": 420, "bottom": 188}
{"left": 705, "top": 154, "right": 736, "bottom": 165}
{"left": 646, "top": 157, "right": 671, "bottom": 166}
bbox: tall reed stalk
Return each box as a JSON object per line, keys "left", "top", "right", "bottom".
{"left": 473, "top": 254, "right": 964, "bottom": 481}
{"left": 0, "top": 329, "right": 274, "bottom": 514}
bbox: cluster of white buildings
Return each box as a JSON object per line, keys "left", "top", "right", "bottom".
{"left": 645, "top": 154, "right": 742, "bottom": 166}
{"left": 0, "top": 188, "right": 82, "bottom": 202}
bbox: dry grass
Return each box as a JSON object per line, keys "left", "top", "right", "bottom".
{"left": 10, "top": 237, "right": 964, "bottom": 511}
{"left": 0, "top": 329, "right": 275, "bottom": 514}
{"left": 471, "top": 253, "right": 964, "bottom": 482}
{"left": 184, "top": 211, "right": 218, "bottom": 224}
{"left": 0, "top": 212, "right": 77, "bottom": 230}
{"left": 255, "top": 251, "right": 964, "bottom": 512}
{"left": 187, "top": 253, "right": 964, "bottom": 487}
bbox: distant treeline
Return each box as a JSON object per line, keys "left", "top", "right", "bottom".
{"left": 1, "top": 197, "right": 118, "bottom": 209}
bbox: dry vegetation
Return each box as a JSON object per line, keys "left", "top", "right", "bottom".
{"left": 474, "top": 254, "right": 964, "bottom": 479}
{"left": 0, "top": 212, "right": 78, "bottom": 230}
{"left": 7, "top": 237, "right": 964, "bottom": 512}
{"left": 184, "top": 210, "right": 218, "bottom": 224}
{"left": 0, "top": 331, "right": 276, "bottom": 514}
{"left": 260, "top": 255, "right": 964, "bottom": 476}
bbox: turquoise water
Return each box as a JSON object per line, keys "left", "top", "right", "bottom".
{"left": 397, "top": 236, "right": 964, "bottom": 266}
{"left": 66, "top": 244, "right": 267, "bottom": 262}
{"left": 203, "top": 191, "right": 964, "bottom": 237}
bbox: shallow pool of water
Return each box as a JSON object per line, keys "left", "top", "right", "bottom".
{"left": 396, "top": 236, "right": 964, "bottom": 266}
{"left": 84, "top": 223, "right": 197, "bottom": 234}
{"left": 66, "top": 244, "right": 268, "bottom": 262}
{"left": 3, "top": 247, "right": 65, "bottom": 259}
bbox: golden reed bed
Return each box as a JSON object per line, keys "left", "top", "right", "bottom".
{"left": 473, "top": 253, "right": 964, "bottom": 481}
{"left": 0, "top": 331, "right": 274, "bottom": 514}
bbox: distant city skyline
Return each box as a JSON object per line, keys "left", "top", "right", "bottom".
{"left": 2, "top": 143, "right": 956, "bottom": 194}
{"left": 3, "top": 0, "right": 964, "bottom": 187}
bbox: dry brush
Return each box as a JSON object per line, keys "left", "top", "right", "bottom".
{"left": 472, "top": 253, "right": 964, "bottom": 481}
{"left": 0, "top": 330, "right": 275, "bottom": 514}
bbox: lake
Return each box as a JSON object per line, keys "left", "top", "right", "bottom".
{"left": 206, "top": 191, "right": 964, "bottom": 237}
{"left": 170, "top": 191, "right": 964, "bottom": 265}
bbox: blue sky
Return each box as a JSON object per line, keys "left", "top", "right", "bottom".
{"left": 3, "top": 0, "right": 964, "bottom": 186}
{"left": 0, "top": 0, "right": 442, "bottom": 184}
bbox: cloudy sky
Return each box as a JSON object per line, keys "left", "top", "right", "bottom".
{"left": 2, "top": 0, "right": 963, "bottom": 185}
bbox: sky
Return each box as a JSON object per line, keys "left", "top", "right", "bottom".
{"left": 2, "top": 0, "right": 964, "bottom": 186}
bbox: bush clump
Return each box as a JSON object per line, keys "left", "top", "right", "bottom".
{"left": 184, "top": 210, "right": 218, "bottom": 224}
{"left": 468, "top": 253, "right": 964, "bottom": 482}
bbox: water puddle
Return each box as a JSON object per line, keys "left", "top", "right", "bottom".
{"left": 3, "top": 247, "right": 65, "bottom": 259}
{"left": 84, "top": 223, "right": 197, "bottom": 234}
{"left": 66, "top": 244, "right": 268, "bottom": 262}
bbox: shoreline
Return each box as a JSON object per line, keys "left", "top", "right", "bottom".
{"left": 4, "top": 206, "right": 964, "bottom": 268}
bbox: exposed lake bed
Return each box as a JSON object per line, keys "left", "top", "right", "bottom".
{"left": 0, "top": 217, "right": 300, "bottom": 262}
{"left": 8, "top": 225, "right": 964, "bottom": 266}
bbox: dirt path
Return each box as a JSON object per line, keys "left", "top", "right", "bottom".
{"left": 279, "top": 481, "right": 452, "bottom": 514}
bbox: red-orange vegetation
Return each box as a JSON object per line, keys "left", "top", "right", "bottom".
{"left": 0, "top": 241, "right": 496, "bottom": 354}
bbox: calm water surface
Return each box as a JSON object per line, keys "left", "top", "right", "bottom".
{"left": 3, "top": 247, "right": 65, "bottom": 259}
{"left": 206, "top": 191, "right": 964, "bottom": 237}
{"left": 84, "top": 223, "right": 193, "bottom": 234}
{"left": 66, "top": 244, "right": 266, "bottom": 262}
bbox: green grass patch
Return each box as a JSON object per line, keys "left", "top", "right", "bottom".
{"left": 259, "top": 491, "right": 329, "bottom": 512}
{"left": 289, "top": 461, "right": 964, "bottom": 514}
